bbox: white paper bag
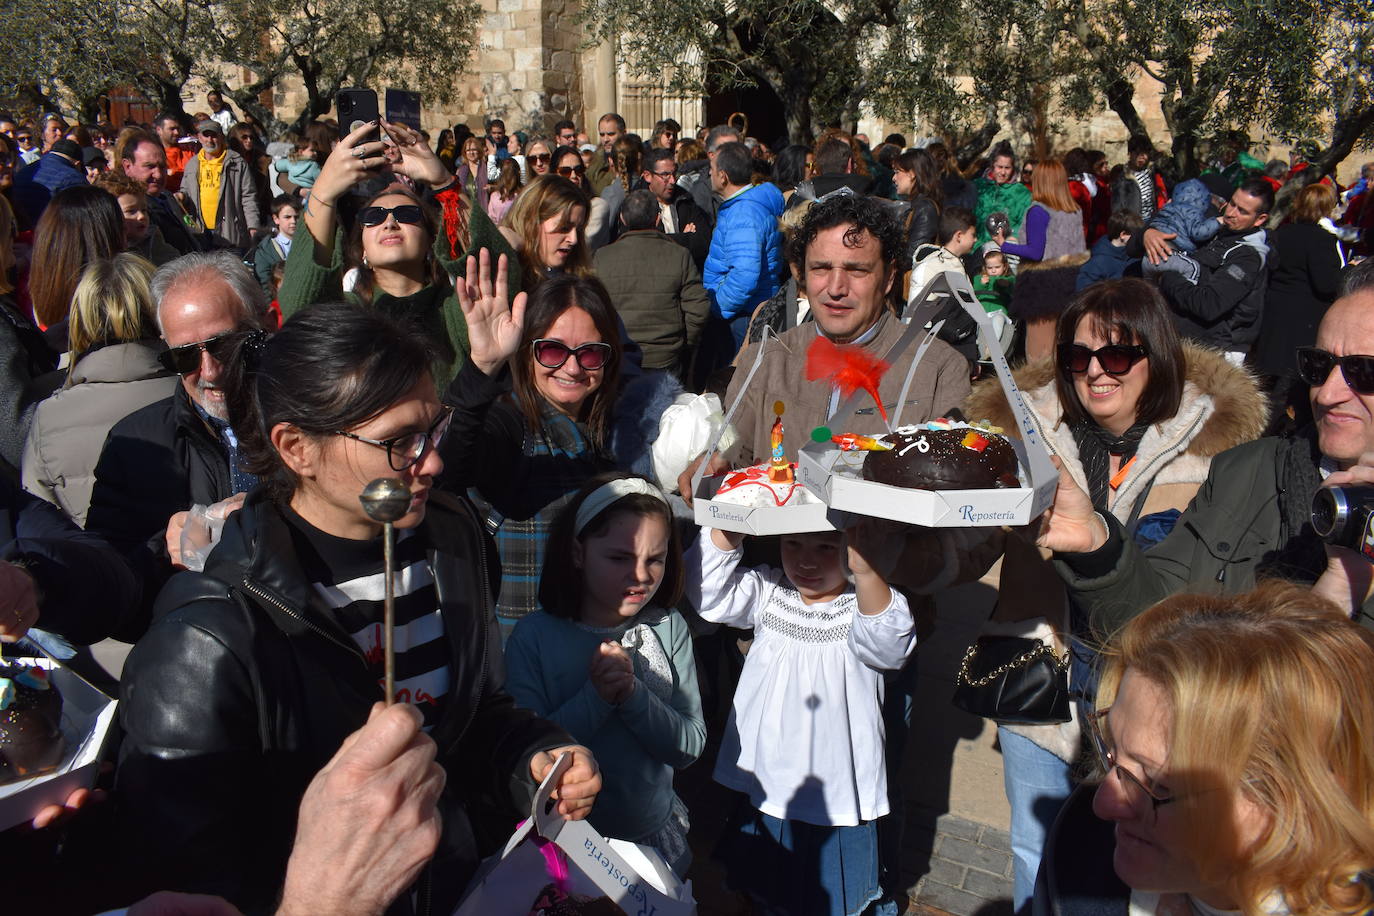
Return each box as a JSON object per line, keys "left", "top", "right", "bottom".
{"left": 453, "top": 753, "right": 696, "bottom": 915}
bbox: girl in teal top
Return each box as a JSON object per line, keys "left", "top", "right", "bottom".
{"left": 504, "top": 472, "right": 705, "bottom": 877}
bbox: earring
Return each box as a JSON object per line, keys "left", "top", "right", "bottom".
{"left": 363, "top": 255, "right": 370, "bottom": 269}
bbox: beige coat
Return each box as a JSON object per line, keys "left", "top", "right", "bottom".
{"left": 720, "top": 311, "right": 977, "bottom": 625}
{"left": 724, "top": 311, "right": 972, "bottom": 465}
{"left": 22, "top": 341, "right": 177, "bottom": 526}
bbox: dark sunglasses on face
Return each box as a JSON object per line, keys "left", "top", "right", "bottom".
{"left": 1058, "top": 343, "right": 1149, "bottom": 376}
{"left": 357, "top": 204, "right": 424, "bottom": 227}
{"left": 1296, "top": 347, "right": 1374, "bottom": 395}
{"left": 336, "top": 406, "right": 454, "bottom": 472}
{"left": 532, "top": 339, "right": 612, "bottom": 371}
{"left": 529, "top": 153, "right": 552, "bottom": 164}
{"left": 157, "top": 330, "right": 255, "bottom": 375}
{"left": 556, "top": 164, "right": 587, "bottom": 178}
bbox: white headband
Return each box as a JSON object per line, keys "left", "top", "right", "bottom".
{"left": 574, "top": 478, "right": 668, "bottom": 536}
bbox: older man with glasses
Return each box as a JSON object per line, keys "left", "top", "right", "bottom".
{"left": 86, "top": 251, "right": 270, "bottom": 638}
{"left": 1038, "top": 259, "right": 1374, "bottom": 635}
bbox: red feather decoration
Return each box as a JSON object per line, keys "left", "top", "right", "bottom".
{"left": 804, "top": 336, "right": 891, "bottom": 423}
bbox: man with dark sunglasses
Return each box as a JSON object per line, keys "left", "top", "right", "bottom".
{"left": 1039, "top": 259, "right": 1374, "bottom": 636}
{"left": 86, "top": 252, "right": 269, "bottom": 639}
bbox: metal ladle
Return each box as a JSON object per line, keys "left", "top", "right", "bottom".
{"left": 359, "top": 478, "right": 411, "bottom": 704}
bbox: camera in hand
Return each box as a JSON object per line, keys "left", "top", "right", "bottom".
{"left": 1311, "top": 486, "right": 1374, "bottom": 559}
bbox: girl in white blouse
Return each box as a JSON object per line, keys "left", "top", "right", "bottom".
{"left": 688, "top": 526, "right": 917, "bottom": 916}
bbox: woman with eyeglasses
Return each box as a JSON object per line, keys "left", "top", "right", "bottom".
{"left": 523, "top": 136, "right": 554, "bottom": 179}
{"left": 962, "top": 277, "right": 1267, "bottom": 912}
{"left": 1039, "top": 581, "right": 1374, "bottom": 916}
{"left": 116, "top": 301, "right": 601, "bottom": 913}
{"left": 443, "top": 256, "right": 623, "bottom": 636}
{"left": 277, "top": 119, "right": 518, "bottom": 391}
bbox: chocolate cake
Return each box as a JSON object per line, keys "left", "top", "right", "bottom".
{"left": 862, "top": 422, "right": 1020, "bottom": 491}
{"left": 0, "top": 663, "right": 65, "bottom": 785}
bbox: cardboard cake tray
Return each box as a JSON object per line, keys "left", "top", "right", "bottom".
{"left": 0, "top": 646, "right": 118, "bottom": 831}
{"left": 797, "top": 270, "right": 1057, "bottom": 527}
{"left": 690, "top": 325, "right": 844, "bottom": 535}
{"left": 692, "top": 470, "right": 845, "bottom": 535}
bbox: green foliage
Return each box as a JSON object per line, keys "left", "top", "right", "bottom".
{"left": 580, "top": 0, "right": 895, "bottom": 140}
{"left": 0, "top": 0, "right": 481, "bottom": 137}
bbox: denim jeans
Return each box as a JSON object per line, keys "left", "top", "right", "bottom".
{"left": 998, "top": 726, "right": 1075, "bottom": 914}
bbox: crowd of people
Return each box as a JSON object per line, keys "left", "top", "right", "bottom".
{"left": 2, "top": 93, "right": 1374, "bottom": 916}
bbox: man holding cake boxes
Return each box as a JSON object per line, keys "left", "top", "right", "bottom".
{"left": 680, "top": 193, "right": 1012, "bottom": 911}
{"left": 680, "top": 192, "right": 1015, "bottom": 576}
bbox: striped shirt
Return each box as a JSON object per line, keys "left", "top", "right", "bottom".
{"left": 1132, "top": 168, "right": 1158, "bottom": 220}
{"left": 282, "top": 508, "right": 451, "bottom": 731}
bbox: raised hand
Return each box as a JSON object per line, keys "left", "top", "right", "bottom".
{"left": 452, "top": 248, "right": 527, "bottom": 376}
{"left": 277, "top": 703, "right": 444, "bottom": 916}
{"left": 381, "top": 119, "right": 451, "bottom": 187}
{"left": 1035, "top": 457, "right": 1108, "bottom": 554}
{"left": 312, "top": 120, "right": 388, "bottom": 208}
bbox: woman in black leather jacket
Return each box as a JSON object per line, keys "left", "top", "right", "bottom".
{"left": 894, "top": 148, "right": 943, "bottom": 267}
{"left": 115, "top": 303, "right": 600, "bottom": 915}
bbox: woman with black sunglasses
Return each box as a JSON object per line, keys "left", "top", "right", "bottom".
{"left": 961, "top": 277, "right": 1268, "bottom": 912}
{"left": 277, "top": 119, "right": 519, "bottom": 391}
{"left": 442, "top": 253, "right": 624, "bottom": 637}
{"left": 116, "top": 301, "right": 601, "bottom": 913}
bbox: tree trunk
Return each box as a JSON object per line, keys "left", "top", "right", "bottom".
{"left": 1274, "top": 104, "right": 1374, "bottom": 218}
{"left": 15, "top": 83, "right": 64, "bottom": 118}
{"left": 953, "top": 112, "right": 1001, "bottom": 171}
{"left": 1103, "top": 74, "right": 1151, "bottom": 144}
{"left": 748, "top": 61, "right": 816, "bottom": 146}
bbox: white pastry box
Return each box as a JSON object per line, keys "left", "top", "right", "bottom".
{"left": 797, "top": 271, "right": 1057, "bottom": 527}
{"left": 691, "top": 329, "right": 843, "bottom": 535}
{"left": 0, "top": 648, "right": 117, "bottom": 831}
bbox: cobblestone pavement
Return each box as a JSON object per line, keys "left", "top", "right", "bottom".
{"left": 904, "top": 807, "right": 1014, "bottom": 915}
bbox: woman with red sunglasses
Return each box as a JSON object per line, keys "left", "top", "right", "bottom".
{"left": 961, "top": 277, "right": 1268, "bottom": 912}
{"left": 442, "top": 255, "right": 625, "bottom": 637}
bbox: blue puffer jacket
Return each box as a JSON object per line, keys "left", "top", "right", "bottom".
{"left": 12, "top": 152, "right": 88, "bottom": 224}
{"left": 1148, "top": 178, "right": 1222, "bottom": 251}
{"left": 704, "top": 181, "right": 785, "bottom": 321}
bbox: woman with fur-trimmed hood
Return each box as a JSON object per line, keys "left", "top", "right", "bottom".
{"left": 961, "top": 278, "right": 1268, "bottom": 912}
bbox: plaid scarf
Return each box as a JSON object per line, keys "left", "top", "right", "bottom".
{"left": 471, "top": 403, "right": 609, "bottom": 622}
